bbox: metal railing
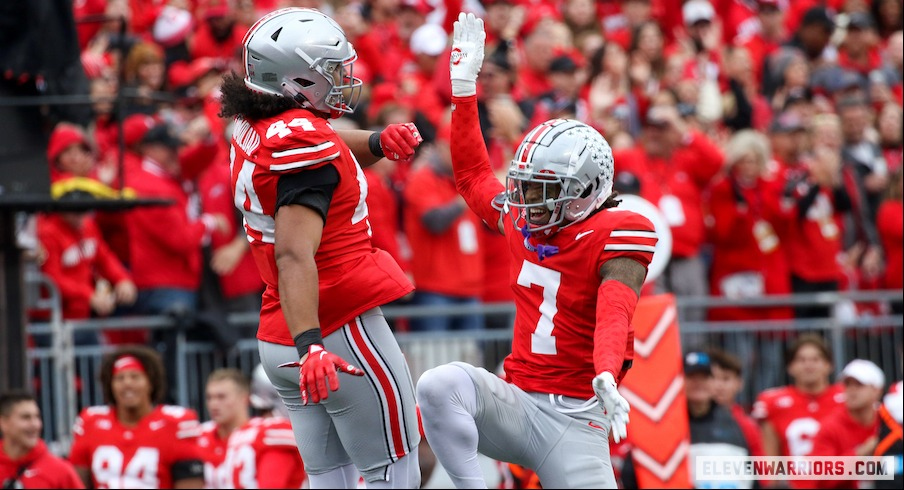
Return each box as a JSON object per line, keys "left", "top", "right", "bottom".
{"left": 24, "top": 271, "right": 904, "bottom": 451}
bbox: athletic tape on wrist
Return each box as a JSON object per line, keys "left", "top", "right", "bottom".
{"left": 369, "top": 131, "right": 384, "bottom": 158}
{"left": 293, "top": 329, "right": 324, "bottom": 359}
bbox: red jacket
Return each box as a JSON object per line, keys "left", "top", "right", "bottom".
{"left": 127, "top": 158, "right": 207, "bottom": 290}
{"left": 877, "top": 199, "right": 903, "bottom": 290}
{"left": 730, "top": 403, "right": 765, "bottom": 457}
{"left": 198, "top": 162, "right": 264, "bottom": 299}
{"left": 364, "top": 168, "right": 407, "bottom": 271}
{"left": 403, "top": 163, "right": 484, "bottom": 297}
{"left": 0, "top": 440, "right": 84, "bottom": 489}
{"left": 706, "top": 175, "right": 792, "bottom": 321}
{"left": 190, "top": 21, "right": 247, "bottom": 62}
{"left": 37, "top": 214, "right": 131, "bottom": 319}
{"left": 614, "top": 132, "right": 724, "bottom": 258}
{"left": 777, "top": 163, "right": 845, "bottom": 283}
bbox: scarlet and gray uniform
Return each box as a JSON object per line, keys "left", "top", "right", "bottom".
{"left": 229, "top": 108, "right": 418, "bottom": 481}
{"left": 418, "top": 95, "right": 656, "bottom": 487}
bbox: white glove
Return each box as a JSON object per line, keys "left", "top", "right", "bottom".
{"left": 450, "top": 12, "right": 486, "bottom": 97}
{"left": 592, "top": 371, "right": 630, "bottom": 444}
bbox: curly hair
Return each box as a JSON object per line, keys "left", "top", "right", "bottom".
{"left": 100, "top": 345, "right": 167, "bottom": 406}
{"left": 219, "top": 71, "right": 298, "bottom": 120}
{"left": 602, "top": 190, "right": 621, "bottom": 209}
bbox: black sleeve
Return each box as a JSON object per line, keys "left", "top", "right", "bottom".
{"left": 276, "top": 164, "right": 340, "bottom": 223}
{"left": 422, "top": 201, "right": 466, "bottom": 234}
{"left": 171, "top": 459, "right": 205, "bottom": 482}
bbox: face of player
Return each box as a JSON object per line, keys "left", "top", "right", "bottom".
{"left": 711, "top": 365, "right": 742, "bottom": 406}
{"left": 788, "top": 344, "right": 832, "bottom": 388}
{"left": 0, "top": 401, "right": 43, "bottom": 452}
{"left": 684, "top": 372, "right": 714, "bottom": 405}
{"left": 843, "top": 378, "right": 882, "bottom": 412}
{"left": 522, "top": 181, "right": 561, "bottom": 226}
{"left": 206, "top": 380, "right": 249, "bottom": 427}
{"left": 112, "top": 369, "right": 153, "bottom": 411}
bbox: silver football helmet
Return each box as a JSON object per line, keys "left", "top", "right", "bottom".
{"left": 242, "top": 8, "right": 362, "bottom": 117}
{"left": 506, "top": 119, "right": 614, "bottom": 233}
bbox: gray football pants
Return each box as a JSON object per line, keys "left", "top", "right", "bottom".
{"left": 417, "top": 362, "right": 618, "bottom": 489}
{"left": 259, "top": 307, "right": 421, "bottom": 485}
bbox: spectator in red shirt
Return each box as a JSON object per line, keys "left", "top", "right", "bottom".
{"left": 0, "top": 391, "right": 84, "bottom": 489}
{"left": 811, "top": 359, "right": 885, "bottom": 488}
{"left": 706, "top": 130, "right": 791, "bottom": 322}
{"left": 877, "top": 167, "right": 903, "bottom": 314}
{"left": 614, "top": 101, "right": 725, "bottom": 321}
{"left": 838, "top": 12, "right": 883, "bottom": 77}
{"left": 402, "top": 131, "right": 484, "bottom": 332}
{"left": 709, "top": 349, "right": 766, "bottom": 458}
{"left": 737, "top": 0, "right": 787, "bottom": 99}
{"left": 190, "top": 0, "right": 247, "bottom": 63}
{"left": 36, "top": 202, "right": 136, "bottom": 323}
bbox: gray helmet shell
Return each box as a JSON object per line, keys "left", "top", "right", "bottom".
{"left": 506, "top": 119, "right": 615, "bottom": 233}
{"left": 242, "top": 8, "right": 362, "bottom": 116}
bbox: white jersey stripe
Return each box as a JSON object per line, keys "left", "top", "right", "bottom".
{"left": 609, "top": 230, "right": 658, "bottom": 239}
{"left": 271, "top": 141, "right": 335, "bottom": 158}
{"left": 604, "top": 244, "right": 657, "bottom": 253}
{"left": 269, "top": 151, "right": 340, "bottom": 171}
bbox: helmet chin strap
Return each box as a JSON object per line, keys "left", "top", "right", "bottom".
{"left": 520, "top": 225, "right": 559, "bottom": 261}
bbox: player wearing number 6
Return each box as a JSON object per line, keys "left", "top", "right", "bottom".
{"left": 416, "top": 12, "right": 658, "bottom": 489}
{"left": 219, "top": 7, "right": 423, "bottom": 488}
{"left": 69, "top": 346, "right": 205, "bottom": 489}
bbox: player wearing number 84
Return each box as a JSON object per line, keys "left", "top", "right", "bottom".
{"left": 415, "top": 12, "right": 658, "bottom": 489}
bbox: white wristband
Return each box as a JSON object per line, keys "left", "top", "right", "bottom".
{"left": 451, "top": 79, "right": 477, "bottom": 97}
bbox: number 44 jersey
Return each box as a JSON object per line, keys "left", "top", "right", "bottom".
{"left": 70, "top": 405, "right": 203, "bottom": 489}
{"left": 229, "top": 108, "right": 413, "bottom": 346}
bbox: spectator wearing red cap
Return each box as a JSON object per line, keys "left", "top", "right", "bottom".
{"left": 350, "top": 0, "right": 407, "bottom": 84}
{"left": 190, "top": 0, "right": 247, "bottom": 63}
{"left": 706, "top": 130, "right": 791, "bottom": 322}
{"left": 614, "top": 101, "right": 725, "bottom": 321}
{"left": 876, "top": 167, "right": 903, "bottom": 314}
{"left": 811, "top": 359, "right": 885, "bottom": 488}
{"left": 403, "top": 130, "right": 484, "bottom": 332}
{"left": 46, "top": 124, "right": 95, "bottom": 182}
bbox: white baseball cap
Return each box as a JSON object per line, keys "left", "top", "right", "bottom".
{"left": 683, "top": 0, "right": 715, "bottom": 26}
{"left": 840, "top": 359, "right": 886, "bottom": 389}
{"left": 410, "top": 24, "right": 448, "bottom": 57}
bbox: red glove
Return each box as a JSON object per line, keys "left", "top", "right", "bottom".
{"left": 380, "top": 122, "right": 423, "bottom": 161}
{"left": 278, "top": 345, "right": 364, "bottom": 404}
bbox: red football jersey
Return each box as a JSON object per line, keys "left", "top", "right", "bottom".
{"left": 752, "top": 384, "right": 845, "bottom": 457}
{"left": 229, "top": 109, "right": 413, "bottom": 345}
{"left": 450, "top": 95, "right": 657, "bottom": 400}
{"left": 69, "top": 405, "right": 203, "bottom": 489}
{"left": 196, "top": 421, "right": 229, "bottom": 489}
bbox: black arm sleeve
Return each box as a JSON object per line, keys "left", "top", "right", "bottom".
{"left": 276, "top": 164, "right": 340, "bottom": 223}
{"left": 796, "top": 183, "right": 822, "bottom": 222}
{"left": 171, "top": 459, "right": 205, "bottom": 482}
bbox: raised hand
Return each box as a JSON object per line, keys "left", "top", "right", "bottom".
{"left": 450, "top": 12, "right": 486, "bottom": 97}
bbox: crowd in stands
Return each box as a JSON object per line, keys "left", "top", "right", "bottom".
{"left": 23, "top": 0, "right": 903, "bottom": 343}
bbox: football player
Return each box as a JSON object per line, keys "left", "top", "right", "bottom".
{"left": 416, "top": 13, "right": 657, "bottom": 488}
{"left": 752, "top": 334, "right": 844, "bottom": 488}
{"left": 219, "top": 7, "right": 423, "bottom": 488}
{"left": 69, "top": 346, "right": 204, "bottom": 489}
{"left": 199, "top": 368, "right": 304, "bottom": 489}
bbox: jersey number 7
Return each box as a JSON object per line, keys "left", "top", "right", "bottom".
{"left": 517, "top": 261, "right": 561, "bottom": 355}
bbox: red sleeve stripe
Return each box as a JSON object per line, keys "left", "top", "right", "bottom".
{"left": 604, "top": 244, "right": 656, "bottom": 253}
{"left": 610, "top": 230, "right": 657, "bottom": 239}
{"left": 271, "top": 141, "right": 335, "bottom": 158}
{"left": 269, "top": 151, "right": 340, "bottom": 171}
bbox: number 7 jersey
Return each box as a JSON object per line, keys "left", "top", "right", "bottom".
{"left": 449, "top": 95, "right": 657, "bottom": 400}
{"left": 229, "top": 108, "right": 413, "bottom": 344}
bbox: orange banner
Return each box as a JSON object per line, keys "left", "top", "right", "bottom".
{"left": 621, "top": 294, "right": 692, "bottom": 488}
